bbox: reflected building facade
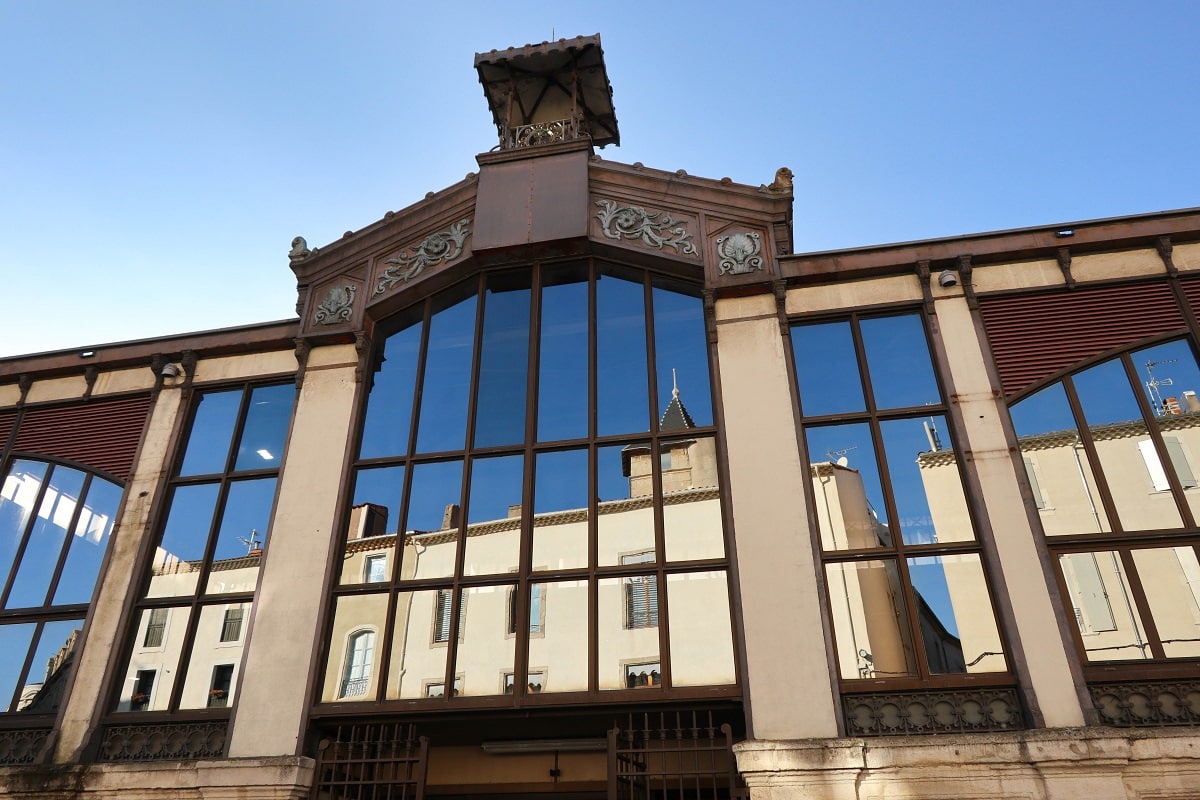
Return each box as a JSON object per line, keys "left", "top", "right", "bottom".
{"left": 0, "top": 34, "right": 1199, "bottom": 800}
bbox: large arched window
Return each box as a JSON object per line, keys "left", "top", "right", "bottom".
{"left": 0, "top": 457, "right": 121, "bottom": 715}
{"left": 1009, "top": 336, "right": 1200, "bottom": 670}
{"left": 319, "top": 260, "right": 737, "bottom": 705}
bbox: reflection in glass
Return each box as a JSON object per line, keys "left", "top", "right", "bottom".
{"left": 1131, "top": 546, "right": 1200, "bottom": 658}
{"left": 1059, "top": 551, "right": 1150, "bottom": 661}
{"left": 341, "top": 466, "right": 403, "bottom": 586}
{"left": 793, "top": 321, "right": 864, "bottom": 416}
{"left": 387, "top": 589, "right": 449, "bottom": 699}
{"left": 233, "top": 384, "right": 296, "bottom": 471}
{"left": 205, "top": 478, "right": 276, "bottom": 594}
{"left": 537, "top": 266, "right": 589, "bottom": 442}
{"left": 403, "top": 461, "right": 463, "bottom": 581}
{"left": 415, "top": 294, "right": 477, "bottom": 454}
{"left": 826, "top": 560, "right": 916, "bottom": 680}
{"left": 321, "top": 593, "right": 387, "bottom": 702}
{"left": 464, "top": 455, "right": 523, "bottom": 576}
{"left": 598, "top": 444, "right": 655, "bottom": 566}
{"left": 179, "top": 391, "right": 240, "bottom": 476}
{"left": 149, "top": 484, "right": 219, "bottom": 597}
{"left": 179, "top": 604, "right": 247, "bottom": 709}
{"left": 597, "top": 271, "right": 649, "bottom": 436}
{"left": 0, "top": 623, "right": 36, "bottom": 712}
{"left": 53, "top": 477, "right": 121, "bottom": 605}
{"left": 1137, "top": 340, "right": 1200, "bottom": 524}
{"left": 455, "top": 585, "right": 515, "bottom": 697}
{"left": 533, "top": 450, "right": 588, "bottom": 571}
{"left": 667, "top": 571, "right": 735, "bottom": 686}
{"left": 907, "top": 554, "right": 1005, "bottom": 674}
{"left": 360, "top": 322, "right": 423, "bottom": 460}
{"left": 807, "top": 424, "right": 889, "bottom": 550}
{"left": 1010, "top": 383, "right": 1112, "bottom": 535}
{"left": 6, "top": 466, "right": 85, "bottom": 609}
{"left": 860, "top": 315, "right": 940, "bottom": 410}
{"left": 12, "top": 619, "right": 84, "bottom": 713}
{"left": 652, "top": 286, "right": 712, "bottom": 428}
{"left": 883, "top": 416, "right": 973, "bottom": 546}
{"left": 662, "top": 437, "right": 724, "bottom": 562}
{"left": 0, "top": 461, "right": 49, "bottom": 592}
{"left": 116, "top": 606, "right": 192, "bottom": 711}
{"left": 599, "top": 576, "right": 660, "bottom": 690}
{"left": 528, "top": 580, "right": 587, "bottom": 693}
{"left": 475, "top": 274, "right": 531, "bottom": 447}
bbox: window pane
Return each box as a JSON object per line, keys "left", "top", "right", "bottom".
{"left": 599, "top": 575, "right": 660, "bottom": 690}
{"left": 667, "top": 571, "right": 735, "bottom": 686}
{"left": 652, "top": 285, "right": 712, "bottom": 428}
{"left": 463, "top": 455, "right": 523, "bottom": 576}
{"left": 360, "top": 322, "right": 423, "bottom": 459}
{"left": 233, "top": 384, "right": 295, "bottom": 471}
{"left": 13, "top": 619, "right": 83, "bottom": 713}
{"left": 455, "top": 585, "right": 515, "bottom": 697}
{"left": 387, "top": 589, "right": 449, "bottom": 700}
{"left": 528, "top": 579, "right": 588, "bottom": 693}
{"left": 908, "top": 554, "right": 1006, "bottom": 674}
{"left": 1010, "top": 383, "right": 1112, "bottom": 535}
{"left": 597, "top": 270, "right": 649, "bottom": 436}
{"left": 52, "top": 476, "right": 121, "bottom": 605}
{"left": 793, "top": 321, "right": 864, "bottom": 416}
{"left": 340, "top": 466, "right": 403, "bottom": 586}
{"left": 415, "top": 293, "right": 477, "bottom": 454}
{"left": 532, "top": 449, "right": 588, "bottom": 571}
{"left": 402, "top": 461, "right": 462, "bottom": 581}
{"left": 537, "top": 265, "right": 589, "bottom": 442}
{"left": 826, "top": 560, "right": 916, "bottom": 679}
{"left": 474, "top": 273, "right": 531, "bottom": 447}
{"left": 179, "top": 390, "right": 241, "bottom": 476}
{"left": 0, "top": 461, "right": 49, "bottom": 594}
{"left": 6, "top": 466, "right": 85, "bottom": 609}
{"left": 148, "top": 484, "right": 220, "bottom": 598}
{"left": 205, "top": 478, "right": 276, "bottom": 594}
{"left": 116, "top": 606, "right": 191, "bottom": 711}
{"left": 1131, "top": 546, "right": 1200, "bottom": 658}
{"left": 179, "top": 604, "right": 247, "bottom": 709}
{"left": 1059, "top": 551, "right": 1150, "bottom": 661}
{"left": 1136, "top": 340, "right": 1200, "bottom": 524}
{"left": 0, "top": 623, "right": 36, "bottom": 712}
{"left": 807, "top": 423, "right": 890, "bottom": 550}
{"left": 321, "top": 593, "right": 387, "bottom": 702}
{"left": 881, "top": 416, "right": 974, "bottom": 546}
{"left": 598, "top": 443, "right": 656, "bottom": 566}
{"left": 860, "top": 315, "right": 940, "bottom": 410}
{"left": 1073, "top": 361, "right": 1184, "bottom": 531}
{"left": 663, "top": 436, "right": 724, "bottom": 562}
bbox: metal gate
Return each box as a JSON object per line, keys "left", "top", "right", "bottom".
{"left": 313, "top": 722, "right": 428, "bottom": 800}
{"left": 607, "top": 710, "right": 747, "bottom": 800}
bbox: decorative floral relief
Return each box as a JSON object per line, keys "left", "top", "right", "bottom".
{"left": 375, "top": 219, "right": 472, "bottom": 294}
{"left": 716, "top": 232, "right": 763, "bottom": 275}
{"left": 594, "top": 199, "right": 697, "bottom": 256}
{"left": 314, "top": 284, "right": 358, "bottom": 325}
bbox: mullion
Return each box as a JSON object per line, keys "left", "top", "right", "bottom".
{"left": 641, "top": 274, "right": 672, "bottom": 686}
{"left": 41, "top": 471, "right": 93, "bottom": 609}
{"left": 0, "top": 462, "right": 53, "bottom": 608}
{"left": 1119, "top": 352, "right": 1198, "bottom": 529}
{"left": 1114, "top": 547, "right": 1167, "bottom": 660}
{"left": 587, "top": 258, "right": 600, "bottom": 693}
{"left": 1060, "top": 375, "right": 1125, "bottom": 535}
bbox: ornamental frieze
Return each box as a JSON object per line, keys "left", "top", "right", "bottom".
{"left": 313, "top": 283, "right": 358, "bottom": 326}
{"left": 374, "top": 218, "right": 472, "bottom": 295}
{"left": 594, "top": 199, "right": 697, "bottom": 256}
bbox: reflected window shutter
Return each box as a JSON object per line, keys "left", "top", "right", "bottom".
{"left": 1165, "top": 436, "right": 1197, "bottom": 488}
{"left": 1138, "top": 440, "right": 1171, "bottom": 491}
{"left": 1064, "top": 552, "right": 1117, "bottom": 632}
{"left": 1023, "top": 456, "right": 1046, "bottom": 509}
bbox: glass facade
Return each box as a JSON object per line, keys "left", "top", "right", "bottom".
{"left": 321, "top": 261, "right": 736, "bottom": 705}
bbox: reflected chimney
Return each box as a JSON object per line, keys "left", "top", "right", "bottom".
{"left": 442, "top": 503, "right": 461, "bottom": 530}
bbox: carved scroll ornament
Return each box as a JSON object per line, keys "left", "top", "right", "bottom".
{"left": 716, "top": 232, "right": 762, "bottom": 275}
{"left": 594, "top": 199, "right": 697, "bottom": 256}
{"left": 375, "top": 219, "right": 471, "bottom": 294}
{"left": 314, "top": 284, "right": 357, "bottom": 325}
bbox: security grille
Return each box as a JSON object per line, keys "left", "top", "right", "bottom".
{"left": 313, "top": 722, "right": 428, "bottom": 800}
{"left": 608, "top": 710, "right": 747, "bottom": 800}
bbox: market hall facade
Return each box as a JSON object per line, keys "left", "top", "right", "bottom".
{"left": 0, "top": 35, "right": 1198, "bottom": 800}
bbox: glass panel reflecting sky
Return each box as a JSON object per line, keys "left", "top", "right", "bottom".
{"left": 52, "top": 476, "right": 121, "bottom": 605}
{"left": 0, "top": 623, "right": 36, "bottom": 712}
{"left": 360, "top": 322, "right": 423, "bottom": 460}
{"left": 807, "top": 423, "right": 889, "bottom": 550}
{"left": 149, "top": 483, "right": 219, "bottom": 598}
{"left": 0, "top": 461, "right": 48, "bottom": 594}
{"left": 793, "top": 321, "right": 864, "bottom": 416}
{"left": 475, "top": 273, "right": 531, "bottom": 448}
{"left": 598, "top": 443, "right": 655, "bottom": 565}
{"left": 233, "top": 384, "right": 295, "bottom": 470}
{"left": 205, "top": 478, "right": 276, "bottom": 594}
{"left": 179, "top": 390, "right": 240, "bottom": 476}
{"left": 533, "top": 449, "right": 588, "bottom": 571}
{"left": 463, "top": 455, "right": 522, "bottom": 576}
{"left": 537, "top": 266, "right": 589, "bottom": 442}
{"left": 5, "top": 466, "right": 84, "bottom": 609}
{"left": 652, "top": 285, "right": 712, "bottom": 428}
{"left": 860, "top": 315, "right": 940, "bottom": 410}
{"left": 597, "top": 271, "right": 649, "bottom": 436}
{"left": 403, "top": 461, "right": 462, "bottom": 581}
{"left": 880, "top": 416, "right": 973, "bottom": 546}
{"left": 415, "top": 294, "right": 476, "bottom": 454}
{"left": 908, "top": 554, "right": 1005, "bottom": 674}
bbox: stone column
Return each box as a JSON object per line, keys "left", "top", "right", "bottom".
{"left": 226, "top": 345, "right": 359, "bottom": 757}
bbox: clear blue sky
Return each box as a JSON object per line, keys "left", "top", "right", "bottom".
{"left": 3, "top": 1, "right": 1198, "bottom": 358}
